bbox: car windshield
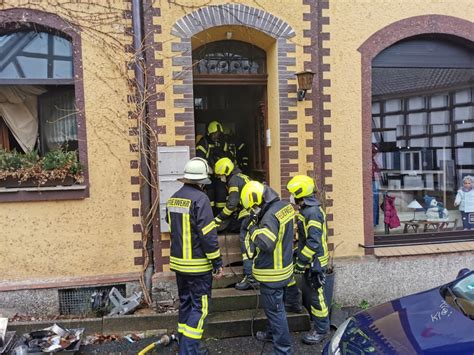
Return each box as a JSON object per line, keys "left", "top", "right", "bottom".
{"left": 443, "top": 273, "right": 474, "bottom": 319}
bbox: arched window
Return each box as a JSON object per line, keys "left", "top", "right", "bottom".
{"left": 193, "top": 40, "right": 266, "bottom": 75}
{"left": 0, "top": 31, "right": 73, "bottom": 80}
{"left": 371, "top": 35, "right": 474, "bottom": 236}
{"left": 0, "top": 30, "right": 77, "bottom": 154}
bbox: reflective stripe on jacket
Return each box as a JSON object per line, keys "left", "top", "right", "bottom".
{"left": 296, "top": 197, "right": 329, "bottom": 270}
{"left": 216, "top": 168, "right": 250, "bottom": 221}
{"left": 167, "top": 184, "right": 222, "bottom": 275}
{"left": 196, "top": 135, "right": 230, "bottom": 168}
{"left": 247, "top": 198, "right": 295, "bottom": 288}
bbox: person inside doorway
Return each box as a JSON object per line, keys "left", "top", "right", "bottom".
{"left": 196, "top": 121, "right": 230, "bottom": 215}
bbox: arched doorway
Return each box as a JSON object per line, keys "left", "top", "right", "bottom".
{"left": 192, "top": 39, "right": 268, "bottom": 180}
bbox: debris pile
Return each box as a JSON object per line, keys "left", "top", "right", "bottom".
{"left": 12, "top": 324, "right": 84, "bottom": 353}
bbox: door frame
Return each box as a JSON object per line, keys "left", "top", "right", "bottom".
{"left": 192, "top": 75, "right": 269, "bottom": 181}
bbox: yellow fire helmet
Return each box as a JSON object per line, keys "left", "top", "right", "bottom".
{"left": 286, "top": 175, "right": 315, "bottom": 199}
{"left": 207, "top": 121, "right": 223, "bottom": 134}
{"left": 241, "top": 181, "right": 265, "bottom": 210}
{"left": 214, "top": 157, "right": 234, "bottom": 176}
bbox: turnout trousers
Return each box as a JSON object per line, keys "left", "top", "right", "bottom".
{"left": 302, "top": 271, "right": 330, "bottom": 334}
{"left": 176, "top": 272, "right": 212, "bottom": 354}
{"left": 260, "top": 284, "right": 292, "bottom": 354}
{"left": 239, "top": 216, "right": 254, "bottom": 277}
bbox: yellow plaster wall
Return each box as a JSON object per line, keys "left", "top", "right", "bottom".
{"left": 0, "top": 1, "right": 142, "bottom": 281}
{"left": 324, "top": 0, "right": 474, "bottom": 257}
{"left": 157, "top": 0, "right": 311, "bottom": 192}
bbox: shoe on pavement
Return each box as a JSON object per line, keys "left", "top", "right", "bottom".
{"left": 255, "top": 331, "right": 272, "bottom": 343}
{"left": 235, "top": 275, "right": 259, "bottom": 290}
{"left": 302, "top": 330, "right": 328, "bottom": 345}
{"left": 285, "top": 303, "right": 303, "bottom": 313}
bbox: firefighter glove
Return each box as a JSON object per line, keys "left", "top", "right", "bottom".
{"left": 214, "top": 216, "right": 222, "bottom": 227}
{"left": 294, "top": 262, "right": 306, "bottom": 274}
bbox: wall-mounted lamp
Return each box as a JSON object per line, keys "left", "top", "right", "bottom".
{"left": 295, "top": 70, "right": 315, "bottom": 101}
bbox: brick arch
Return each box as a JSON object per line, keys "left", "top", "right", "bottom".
{"left": 171, "top": 3, "right": 295, "bottom": 39}
{"left": 358, "top": 15, "right": 474, "bottom": 251}
{"left": 168, "top": 4, "right": 299, "bottom": 201}
{"left": 0, "top": 8, "right": 89, "bottom": 202}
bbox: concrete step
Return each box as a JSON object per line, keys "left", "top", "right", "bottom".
{"left": 206, "top": 308, "right": 311, "bottom": 338}
{"left": 212, "top": 266, "right": 244, "bottom": 289}
{"left": 218, "top": 233, "right": 240, "bottom": 250}
{"left": 211, "top": 288, "right": 261, "bottom": 312}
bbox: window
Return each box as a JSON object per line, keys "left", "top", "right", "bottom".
{"left": 372, "top": 88, "right": 474, "bottom": 235}
{"left": 0, "top": 31, "right": 77, "bottom": 155}
{"left": 192, "top": 40, "right": 266, "bottom": 75}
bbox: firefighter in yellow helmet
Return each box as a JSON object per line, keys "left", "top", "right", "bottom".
{"left": 286, "top": 175, "right": 330, "bottom": 345}
{"left": 241, "top": 181, "right": 294, "bottom": 354}
{"left": 196, "top": 121, "right": 230, "bottom": 215}
{"left": 214, "top": 157, "right": 257, "bottom": 290}
{"left": 166, "top": 157, "right": 224, "bottom": 354}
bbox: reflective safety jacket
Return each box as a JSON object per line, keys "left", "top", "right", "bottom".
{"left": 245, "top": 188, "right": 295, "bottom": 288}
{"left": 196, "top": 135, "right": 230, "bottom": 169}
{"left": 166, "top": 184, "right": 222, "bottom": 275}
{"left": 295, "top": 196, "right": 329, "bottom": 272}
{"left": 215, "top": 167, "right": 250, "bottom": 223}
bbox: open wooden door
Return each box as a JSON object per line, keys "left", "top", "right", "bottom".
{"left": 252, "top": 87, "right": 269, "bottom": 183}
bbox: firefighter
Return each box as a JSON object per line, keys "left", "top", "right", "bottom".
{"left": 223, "top": 127, "right": 249, "bottom": 174}
{"left": 241, "top": 181, "right": 294, "bottom": 354}
{"left": 166, "top": 157, "right": 224, "bottom": 355}
{"left": 196, "top": 121, "right": 229, "bottom": 215}
{"left": 286, "top": 175, "right": 330, "bottom": 345}
{"left": 213, "top": 157, "right": 258, "bottom": 290}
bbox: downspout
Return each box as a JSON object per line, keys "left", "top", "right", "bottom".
{"left": 131, "top": 0, "right": 154, "bottom": 301}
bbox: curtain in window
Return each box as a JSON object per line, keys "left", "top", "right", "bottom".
{"left": 0, "top": 86, "right": 46, "bottom": 152}
{"left": 38, "top": 88, "right": 77, "bottom": 152}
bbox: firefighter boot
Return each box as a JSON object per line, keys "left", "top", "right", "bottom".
{"left": 235, "top": 275, "right": 259, "bottom": 290}
{"left": 302, "top": 330, "right": 328, "bottom": 345}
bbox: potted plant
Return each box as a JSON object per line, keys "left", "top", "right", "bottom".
{"left": 0, "top": 148, "right": 83, "bottom": 188}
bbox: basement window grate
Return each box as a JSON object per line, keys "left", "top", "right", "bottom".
{"left": 58, "top": 284, "right": 126, "bottom": 316}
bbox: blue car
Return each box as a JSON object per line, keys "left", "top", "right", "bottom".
{"left": 324, "top": 269, "right": 474, "bottom": 354}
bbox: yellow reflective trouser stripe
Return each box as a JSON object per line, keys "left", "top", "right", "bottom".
{"left": 183, "top": 213, "right": 191, "bottom": 259}
{"left": 311, "top": 287, "right": 328, "bottom": 318}
{"left": 228, "top": 186, "right": 239, "bottom": 193}
{"left": 222, "top": 206, "right": 233, "bottom": 216}
{"left": 242, "top": 253, "right": 248, "bottom": 261}
{"left": 216, "top": 202, "right": 226, "bottom": 208}
{"left": 251, "top": 228, "right": 277, "bottom": 243}
{"left": 178, "top": 322, "right": 185, "bottom": 333}
{"left": 301, "top": 245, "right": 316, "bottom": 259}
{"left": 202, "top": 221, "right": 216, "bottom": 235}
{"left": 197, "top": 294, "right": 208, "bottom": 331}
{"left": 253, "top": 264, "right": 293, "bottom": 282}
{"left": 288, "top": 276, "right": 296, "bottom": 287}
{"left": 205, "top": 249, "right": 221, "bottom": 260}
{"left": 182, "top": 324, "right": 204, "bottom": 340}
{"left": 196, "top": 145, "right": 207, "bottom": 155}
